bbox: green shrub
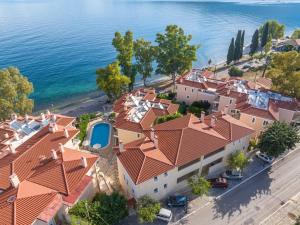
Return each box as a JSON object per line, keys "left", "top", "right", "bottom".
{"left": 157, "top": 92, "right": 176, "bottom": 100}
{"left": 76, "top": 113, "right": 97, "bottom": 146}
{"left": 155, "top": 112, "right": 182, "bottom": 124}
{"left": 229, "top": 66, "right": 244, "bottom": 77}
{"left": 137, "top": 195, "right": 161, "bottom": 223}
{"left": 176, "top": 101, "right": 187, "bottom": 115}
{"left": 188, "top": 101, "right": 210, "bottom": 116}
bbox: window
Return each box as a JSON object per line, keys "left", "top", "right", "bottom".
{"left": 263, "top": 120, "right": 269, "bottom": 126}
{"left": 164, "top": 172, "right": 168, "bottom": 177}
{"left": 132, "top": 189, "right": 134, "bottom": 193}
{"left": 204, "top": 147, "right": 225, "bottom": 159}
{"left": 123, "top": 174, "right": 125, "bottom": 180}
{"left": 187, "top": 96, "right": 190, "bottom": 99}
{"left": 178, "top": 158, "right": 200, "bottom": 171}
{"left": 175, "top": 85, "right": 177, "bottom": 90}
{"left": 252, "top": 117, "right": 256, "bottom": 123}
{"left": 164, "top": 184, "right": 168, "bottom": 189}
{"left": 185, "top": 87, "right": 187, "bottom": 91}
{"left": 154, "top": 176, "right": 158, "bottom": 182}
{"left": 229, "top": 99, "right": 233, "bottom": 104}
{"left": 192, "top": 89, "right": 194, "bottom": 92}
{"left": 177, "top": 169, "right": 199, "bottom": 183}
{"left": 137, "top": 133, "right": 140, "bottom": 138}
{"left": 154, "top": 188, "right": 158, "bottom": 193}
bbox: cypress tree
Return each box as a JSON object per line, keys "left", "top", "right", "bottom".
{"left": 239, "top": 30, "right": 245, "bottom": 59}
{"left": 261, "top": 22, "right": 269, "bottom": 47}
{"left": 234, "top": 30, "right": 242, "bottom": 61}
{"left": 227, "top": 38, "right": 235, "bottom": 65}
{"left": 250, "top": 29, "right": 259, "bottom": 55}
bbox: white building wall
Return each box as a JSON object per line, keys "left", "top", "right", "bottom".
{"left": 117, "top": 128, "right": 144, "bottom": 144}
{"left": 117, "top": 135, "right": 251, "bottom": 200}
{"left": 176, "top": 84, "right": 217, "bottom": 105}
{"left": 217, "top": 95, "right": 237, "bottom": 112}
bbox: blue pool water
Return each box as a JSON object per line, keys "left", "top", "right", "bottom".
{"left": 90, "top": 123, "right": 111, "bottom": 149}
{"left": 0, "top": 0, "right": 300, "bottom": 110}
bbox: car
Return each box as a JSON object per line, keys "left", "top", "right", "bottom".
{"left": 208, "top": 177, "right": 228, "bottom": 188}
{"left": 242, "top": 64, "right": 251, "bottom": 69}
{"left": 156, "top": 208, "right": 172, "bottom": 223}
{"left": 167, "top": 195, "right": 188, "bottom": 207}
{"left": 221, "top": 170, "right": 243, "bottom": 180}
{"left": 256, "top": 151, "right": 274, "bottom": 164}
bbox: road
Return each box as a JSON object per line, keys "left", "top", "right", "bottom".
{"left": 175, "top": 148, "right": 300, "bottom": 225}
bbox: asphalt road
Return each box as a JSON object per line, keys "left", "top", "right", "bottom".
{"left": 175, "top": 148, "right": 300, "bottom": 225}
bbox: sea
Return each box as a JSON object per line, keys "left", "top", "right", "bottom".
{"left": 0, "top": 0, "right": 299, "bottom": 110}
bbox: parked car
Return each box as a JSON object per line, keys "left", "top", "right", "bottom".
{"left": 157, "top": 208, "right": 172, "bottom": 223}
{"left": 208, "top": 177, "right": 228, "bottom": 188}
{"left": 221, "top": 170, "right": 243, "bottom": 180}
{"left": 242, "top": 64, "right": 251, "bottom": 69}
{"left": 167, "top": 195, "right": 188, "bottom": 207}
{"left": 256, "top": 151, "right": 274, "bottom": 164}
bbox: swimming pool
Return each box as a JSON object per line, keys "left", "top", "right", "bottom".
{"left": 90, "top": 122, "right": 111, "bottom": 149}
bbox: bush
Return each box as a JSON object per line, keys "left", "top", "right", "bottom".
{"left": 76, "top": 113, "right": 96, "bottom": 146}
{"left": 137, "top": 195, "right": 161, "bottom": 223}
{"left": 155, "top": 112, "right": 182, "bottom": 124}
{"left": 188, "top": 101, "right": 210, "bottom": 116}
{"left": 69, "top": 192, "right": 128, "bottom": 225}
{"left": 178, "top": 101, "right": 187, "bottom": 115}
{"left": 229, "top": 66, "right": 244, "bottom": 77}
{"left": 157, "top": 92, "right": 176, "bottom": 101}
{"left": 188, "top": 175, "right": 211, "bottom": 197}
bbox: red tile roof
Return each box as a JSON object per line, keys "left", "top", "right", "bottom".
{"left": 0, "top": 115, "right": 99, "bottom": 225}
{"left": 118, "top": 113, "right": 254, "bottom": 184}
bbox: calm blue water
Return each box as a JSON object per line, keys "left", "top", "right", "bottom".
{"left": 0, "top": 0, "right": 299, "bottom": 110}
{"left": 90, "top": 122, "right": 111, "bottom": 148}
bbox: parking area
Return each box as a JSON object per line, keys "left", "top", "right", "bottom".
{"left": 119, "top": 155, "right": 276, "bottom": 225}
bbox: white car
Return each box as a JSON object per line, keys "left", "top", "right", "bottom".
{"left": 157, "top": 208, "right": 172, "bottom": 223}
{"left": 256, "top": 151, "right": 274, "bottom": 164}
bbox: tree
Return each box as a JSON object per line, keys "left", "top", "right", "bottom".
{"left": 258, "top": 121, "right": 299, "bottom": 157}
{"left": 260, "top": 20, "right": 285, "bottom": 40}
{"left": 69, "top": 200, "right": 92, "bottom": 223}
{"left": 250, "top": 29, "right": 259, "bottom": 56}
{"left": 92, "top": 192, "right": 128, "bottom": 225}
{"left": 228, "top": 151, "right": 249, "bottom": 171}
{"left": 291, "top": 29, "right": 300, "bottom": 39}
{"left": 234, "top": 30, "right": 242, "bottom": 61}
{"left": 188, "top": 175, "right": 211, "bottom": 197}
{"left": 261, "top": 22, "right": 270, "bottom": 48}
{"left": 155, "top": 25, "right": 199, "bottom": 89}
{"left": 112, "top": 31, "right": 136, "bottom": 90}
{"left": 134, "top": 38, "right": 156, "bottom": 87}
{"left": 137, "top": 195, "right": 161, "bottom": 223}
{"left": 266, "top": 51, "right": 300, "bottom": 98}
{"left": 239, "top": 30, "right": 245, "bottom": 59}
{"left": 228, "top": 66, "right": 244, "bottom": 77}
{"left": 96, "top": 61, "right": 130, "bottom": 101}
{"left": 264, "top": 38, "right": 272, "bottom": 54}
{"left": 0, "top": 67, "right": 34, "bottom": 121}
{"left": 227, "top": 38, "right": 235, "bottom": 65}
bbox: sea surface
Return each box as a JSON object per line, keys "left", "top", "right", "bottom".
{"left": 0, "top": 0, "right": 299, "bottom": 110}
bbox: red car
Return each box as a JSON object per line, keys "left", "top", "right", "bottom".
{"left": 208, "top": 177, "right": 228, "bottom": 188}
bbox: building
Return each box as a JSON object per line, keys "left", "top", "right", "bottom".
{"left": 113, "top": 88, "right": 179, "bottom": 144}
{"left": 116, "top": 111, "right": 254, "bottom": 200}
{"left": 175, "top": 69, "right": 300, "bottom": 136}
{"left": 0, "top": 113, "right": 99, "bottom": 225}
{"left": 273, "top": 38, "right": 300, "bottom": 52}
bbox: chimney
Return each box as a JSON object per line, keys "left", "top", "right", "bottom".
{"left": 49, "top": 123, "right": 55, "bottom": 133}
{"left": 223, "top": 105, "right": 229, "bottom": 115}
{"left": 46, "top": 110, "right": 51, "bottom": 116}
{"left": 9, "top": 144, "right": 16, "bottom": 154}
{"left": 25, "top": 114, "right": 29, "bottom": 123}
{"left": 200, "top": 111, "right": 205, "bottom": 123}
{"left": 51, "top": 114, "right": 57, "bottom": 122}
{"left": 210, "top": 116, "right": 216, "bottom": 128}
{"left": 40, "top": 113, "right": 46, "bottom": 121}
{"left": 123, "top": 104, "right": 128, "bottom": 111}
{"left": 150, "top": 128, "right": 155, "bottom": 141}
{"left": 51, "top": 149, "right": 58, "bottom": 160}
{"left": 154, "top": 135, "right": 158, "bottom": 148}
{"left": 136, "top": 90, "right": 140, "bottom": 97}
{"left": 119, "top": 141, "right": 124, "bottom": 152}
{"left": 179, "top": 77, "right": 183, "bottom": 83}
{"left": 4, "top": 133, "right": 9, "bottom": 139}
{"left": 11, "top": 113, "right": 17, "bottom": 121}
{"left": 80, "top": 157, "right": 88, "bottom": 168}
{"left": 227, "top": 89, "right": 231, "bottom": 96}
{"left": 14, "top": 132, "right": 19, "bottom": 141}
{"left": 9, "top": 173, "right": 20, "bottom": 188}
{"left": 59, "top": 143, "right": 65, "bottom": 152}
{"left": 64, "top": 128, "right": 69, "bottom": 138}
